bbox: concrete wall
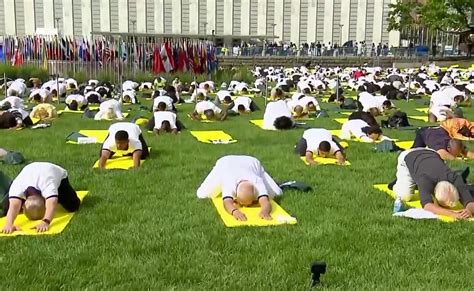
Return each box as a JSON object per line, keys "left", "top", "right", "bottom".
{"left": 0, "top": 0, "right": 401, "bottom": 47}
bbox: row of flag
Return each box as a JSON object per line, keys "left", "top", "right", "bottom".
{"left": 0, "top": 36, "right": 218, "bottom": 74}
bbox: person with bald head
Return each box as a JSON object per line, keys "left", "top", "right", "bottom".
{"left": 197, "top": 155, "right": 282, "bottom": 221}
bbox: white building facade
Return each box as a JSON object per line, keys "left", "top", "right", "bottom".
{"left": 0, "top": 0, "right": 400, "bottom": 46}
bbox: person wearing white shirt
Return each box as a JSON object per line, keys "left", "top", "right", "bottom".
{"left": 28, "top": 88, "right": 52, "bottom": 104}
{"left": 295, "top": 128, "right": 346, "bottom": 165}
{"left": 65, "top": 94, "right": 88, "bottom": 111}
{"left": 262, "top": 100, "right": 294, "bottom": 130}
{"left": 297, "top": 96, "right": 321, "bottom": 112}
{"left": 94, "top": 99, "right": 124, "bottom": 120}
{"left": 0, "top": 96, "right": 24, "bottom": 110}
{"left": 139, "top": 82, "right": 153, "bottom": 91}
{"left": 429, "top": 87, "right": 464, "bottom": 122}
{"left": 85, "top": 91, "right": 103, "bottom": 104}
{"left": 191, "top": 100, "right": 226, "bottom": 121}
{"left": 99, "top": 122, "right": 149, "bottom": 168}
{"left": 66, "top": 78, "right": 78, "bottom": 90}
{"left": 358, "top": 92, "right": 391, "bottom": 113}
{"left": 152, "top": 95, "right": 174, "bottom": 112}
{"left": 122, "top": 80, "right": 139, "bottom": 91}
{"left": 7, "top": 80, "right": 26, "bottom": 97}
{"left": 153, "top": 110, "right": 178, "bottom": 135}
{"left": 340, "top": 119, "right": 383, "bottom": 143}
{"left": 230, "top": 96, "right": 257, "bottom": 113}
{"left": 1, "top": 162, "right": 80, "bottom": 234}
{"left": 196, "top": 155, "right": 283, "bottom": 221}
{"left": 215, "top": 89, "right": 233, "bottom": 105}
{"left": 122, "top": 90, "right": 138, "bottom": 104}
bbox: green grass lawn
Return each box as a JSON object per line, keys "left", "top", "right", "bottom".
{"left": 1, "top": 92, "right": 473, "bottom": 289}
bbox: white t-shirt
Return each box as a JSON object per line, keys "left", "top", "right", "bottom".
{"left": 66, "top": 78, "right": 78, "bottom": 89}
{"left": 102, "top": 122, "right": 143, "bottom": 153}
{"left": 195, "top": 101, "right": 222, "bottom": 114}
{"left": 262, "top": 100, "right": 293, "bottom": 130}
{"left": 122, "top": 80, "right": 138, "bottom": 91}
{"left": 0, "top": 96, "right": 24, "bottom": 109}
{"left": 94, "top": 99, "right": 123, "bottom": 120}
{"left": 122, "top": 90, "right": 137, "bottom": 103}
{"left": 8, "top": 162, "right": 68, "bottom": 200}
{"left": 196, "top": 155, "right": 283, "bottom": 199}
{"left": 430, "top": 90, "right": 456, "bottom": 108}
{"left": 153, "top": 111, "right": 177, "bottom": 130}
{"left": 216, "top": 90, "right": 232, "bottom": 102}
{"left": 153, "top": 96, "right": 174, "bottom": 111}
{"left": 297, "top": 96, "right": 320, "bottom": 111}
{"left": 7, "top": 81, "right": 26, "bottom": 96}
{"left": 231, "top": 96, "right": 252, "bottom": 112}
{"left": 303, "top": 128, "right": 340, "bottom": 155}
{"left": 341, "top": 119, "right": 371, "bottom": 140}
{"left": 29, "top": 88, "right": 51, "bottom": 102}
{"left": 65, "top": 94, "right": 87, "bottom": 107}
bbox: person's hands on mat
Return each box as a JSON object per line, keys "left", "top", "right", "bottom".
{"left": 258, "top": 196, "right": 272, "bottom": 220}
{"left": 1, "top": 224, "right": 20, "bottom": 234}
{"left": 456, "top": 209, "right": 472, "bottom": 220}
{"left": 232, "top": 209, "right": 247, "bottom": 221}
{"left": 33, "top": 220, "right": 50, "bottom": 232}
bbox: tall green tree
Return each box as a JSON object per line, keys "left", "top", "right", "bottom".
{"left": 387, "top": 0, "right": 473, "bottom": 33}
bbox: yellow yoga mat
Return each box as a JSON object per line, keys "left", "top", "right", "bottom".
{"left": 0, "top": 191, "right": 89, "bottom": 237}
{"left": 57, "top": 106, "right": 99, "bottom": 114}
{"left": 66, "top": 130, "right": 109, "bottom": 144}
{"left": 415, "top": 108, "right": 429, "bottom": 114}
{"left": 320, "top": 97, "right": 330, "bottom": 103}
{"left": 395, "top": 141, "right": 414, "bottom": 150}
{"left": 249, "top": 119, "right": 277, "bottom": 131}
{"left": 334, "top": 118, "right": 348, "bottom": 124}
{"left": 187, "top": 114, "right": 214, "bottom": 123}
{"left": 211, "top": 196, "right": 297, "bottom": 227}
{"left": 372, "top": 184, "right": 472, "bottom": 222}
{"left": 408, "top": 115, "right": 429, "bottom": 122}
{"left": 92, "top": 148, "right": 150, "bottom": 169}
{"left": 300, "top": 155, "right": 351, "bottom": 166}
{"left": 190, "top": 130, "right": 237, "bottom": 144}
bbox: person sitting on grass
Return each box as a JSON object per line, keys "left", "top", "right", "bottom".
{"left": 440, "top": 118, "right": 474, "bottom": 140}
{"left": 411, "top": 126, "right": 474, "bottom": 161}
{"left": 190, "top": 100, "right": 227, "bottom": 121}
{"left": 99, "top": 122, "right": 150, "bottom": 169}
{"left": 262, "top": 100, "right": 294, "bottom": 130}
{"left": 295, "top": 128, "right": 346, "bottom": 165}
{"left": 65, "top": 94, "right": 88, "bottom": 111}
{"left": 1, "top": 162, "right": 81, "bottom": 234}
{"left": 389, "top": 148, "right": 474, "bottom": 220}
{"left": 196, "top": 155, "right": 283, "bottom": 221}
{"left": 340, "top": 119, "right": 383, "bottom": 143}
{"left": 30, "top": 103, "right": 58, "bottom": 122}
{"left": 94, "top": 99, "right": 124, "bottom": 121}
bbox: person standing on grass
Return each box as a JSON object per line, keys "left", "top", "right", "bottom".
{"left": 197, "top": 155, "right": 282, "bottom": 221}
{"left": 389, "top": 148, "right": 474, "bottom": 220}
{"left": 411, "top": 127, "right": 474, "bottom": 161}
{"left": 1, "top": 162, "right": 80, "bottom": 234}
{"left": 99, "top": 122, "right": 150, "bottom": 169}
{"left": 295, "top": 128, "right": 346, "bottom": 165}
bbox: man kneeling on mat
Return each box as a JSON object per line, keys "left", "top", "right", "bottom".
{"left": 295, "top": 128, "right": 346, "bottom": 165}
{"left": 389, "top": 148, "right": 474, "bottom": 220}
{"left": 1, "top": 162, "right": 80, "bottom": 233}
{"left": 262, "top": 100, "right": 294, "bottom": 130}
{"left": 197, "top": 155, "right": 283, "bottom": 221}
{"left": 412, "top": 126, "right": 474, "bottom": 161}
{"left": 99, "top": 122, "right": 150, "bottom": 169}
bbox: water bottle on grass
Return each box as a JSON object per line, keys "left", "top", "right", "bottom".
{"left": 393, "top": 197, "right": 403, "bottom": 213}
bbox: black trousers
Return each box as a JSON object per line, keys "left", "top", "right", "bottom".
{"left": 412, "top": 127, "right": 428, "bottom": 148}
{"left": 1, "top": 177, "right": 80, "bottom": 216}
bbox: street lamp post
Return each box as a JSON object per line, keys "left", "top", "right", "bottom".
{"left": 339, "top": 24, "right": 344, "bottom": 56}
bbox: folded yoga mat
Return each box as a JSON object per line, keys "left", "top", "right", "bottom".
{"left": 190, "top": 131, "right": 237, "bottom": 144}
{"left": 415, "top": 108, "right": 429, "bottom": 114}
{"left": 0, "top": 191, "right": 89, "bottom": 236}
{"left": 408, "top": 115, "right": 429, "bottom": 122}
{"left": 372, "top": 184, "right": 472, "bottom": 222}
{"left": 66, "top": 130, "right": 109, "bottom": 144}
{"left": 92, "top": 148, "right": 151, "bottom": 169}
{"left": 211, "top": 196, "right": 297, "bottom": 227}
{"left": 300, "top": 155, "right": 351, "bottom": 166}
